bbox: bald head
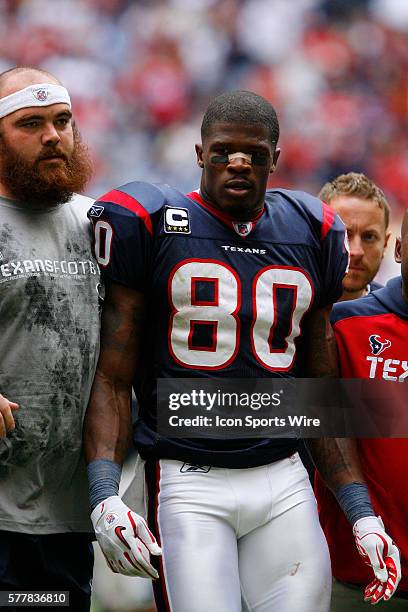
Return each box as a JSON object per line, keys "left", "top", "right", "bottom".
{"left": 0, "top": 67, "right": 60, "bottom": 99}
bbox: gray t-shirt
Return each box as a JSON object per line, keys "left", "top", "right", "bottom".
{"left": 0, "top": 194, "right": 100, "bottom": 534}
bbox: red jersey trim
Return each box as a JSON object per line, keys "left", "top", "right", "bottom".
{"left": 321, "top": 202, "right": 336, "bottom": 241}
{"left": 98, "top": 189, "right": 153, "bottom": 236}
{"left": 186, "top": 190, "right": 264, "bottom": 237}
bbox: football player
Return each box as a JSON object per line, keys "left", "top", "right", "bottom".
{"left": 84, "top": 91, "right": 398, "bottom": 611}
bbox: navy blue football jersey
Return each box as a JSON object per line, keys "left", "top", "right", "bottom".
{"left": 89, "top": 182, "right": 348, "bottom": 467}
{"left": 367, "top": 280, "right": 383, "bottom": 293}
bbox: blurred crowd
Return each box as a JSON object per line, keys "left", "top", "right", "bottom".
{"left": 0, "top": 0, "right": 406, "bottom": 213}
{"left": 1, "top": 0, "right": 406, "bottom": 609}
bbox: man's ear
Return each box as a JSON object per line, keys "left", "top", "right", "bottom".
{"left": 270, "top": 148, "right": 281, "bottom": 173}
{"left": 195, "top": 144, "right": 204, "bottom": 168}
{"left": 382, "top": 229, "right": 392, "bottom": 257}
{"left": 395, "top": 237, "right": 402, "bottom": 263}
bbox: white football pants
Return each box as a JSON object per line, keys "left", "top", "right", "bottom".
{"left": 145, "top": 453, "right": 331, "bottom": 612}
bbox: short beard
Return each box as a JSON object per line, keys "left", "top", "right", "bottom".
{"left": 342, "top": 271, "right": 371, "bottom": 295}
{"left": 0, "top": 125, "right": 93, "bottom": 208}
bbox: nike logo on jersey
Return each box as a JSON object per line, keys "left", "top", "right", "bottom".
{"left": 180, "top": 463, "right": 211, "bottom": 473}
{"left": 366, "top": 356, "right": 408, "bottom": 381}
{"left": 221, "top": 245, "right": 266, "bottom": 255}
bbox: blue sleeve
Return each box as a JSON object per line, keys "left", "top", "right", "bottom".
{"left": 87, "top": 182, "right": 165, "bottom": 291}
{"left": 319, "top": 208, "right": 349, "bottom": 307}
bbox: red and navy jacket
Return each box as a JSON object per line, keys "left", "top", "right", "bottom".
{"left": 316, "top": 276, "right": 408, "bottom": 592}
{"left": 89, "top": 181, "right": 348, "bottom": 468}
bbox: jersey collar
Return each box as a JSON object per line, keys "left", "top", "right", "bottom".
{"left": 372, "top": 276, "right": 408, "bottom": 320}
{"left": 186, "top": 190, "right": 264, "bottom": 239}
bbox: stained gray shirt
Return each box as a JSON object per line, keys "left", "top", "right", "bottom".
{"left": 0, "top": 194, "right": 100, "bottom": 534}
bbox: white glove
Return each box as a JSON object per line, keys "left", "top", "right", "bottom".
{"left": 353, "top": 516, "right": 401, "bottom": 605}
{"left": 91, "top": 495, "right": 162, "bottom": 578}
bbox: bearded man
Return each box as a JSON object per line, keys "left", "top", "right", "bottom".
{"left": 0, "top": 66, "right": 100, "bottom": 612}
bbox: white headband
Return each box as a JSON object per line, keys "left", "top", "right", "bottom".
{"left": 0, "top": 83, "right": 71, "bottom": 119}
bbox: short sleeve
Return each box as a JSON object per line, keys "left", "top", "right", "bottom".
{"left": 319, "top": 203, "right": 349, "bottom": 307}
{"left": 88, "top": 183, "right": 163, "bottom": 291}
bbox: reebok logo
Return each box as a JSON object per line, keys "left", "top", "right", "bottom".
{"left": 180, "top": 463, "right": 211, "bottom": 473}
{"left": 88, "top": 205, "right": 105, "bottom": 218}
